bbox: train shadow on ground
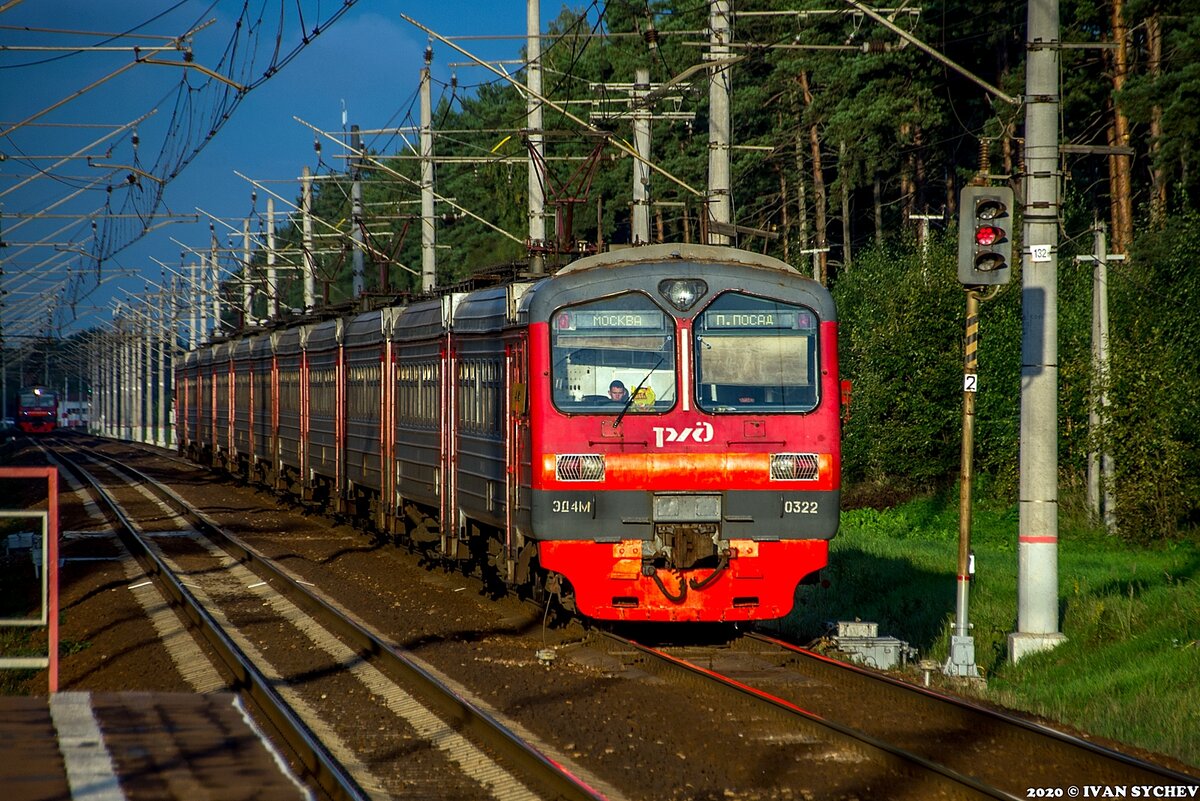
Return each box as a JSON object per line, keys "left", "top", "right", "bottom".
{"left": 777, "top": 548, "right": 958, "bottom": 657}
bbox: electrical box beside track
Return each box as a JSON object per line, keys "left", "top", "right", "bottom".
{"left": 830, "top": 620, "right": 917, "bottom": 670}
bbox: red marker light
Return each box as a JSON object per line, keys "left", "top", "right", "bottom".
{"left": 975, "top": 225, "right": 1003, "bottom": 246}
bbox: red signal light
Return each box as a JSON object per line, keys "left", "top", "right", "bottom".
{"left": 975, "top": 225, "right": 1003, "bottom": 246}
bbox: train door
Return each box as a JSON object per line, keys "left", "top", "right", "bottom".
{"left": 379, "top": 337, "right": 395, "bottom": 532}
{"left": 505, "top": 332, "right": 530, "bottom": 584}
{"left": 439, "top": 332, "right": 459, "bottom": 558}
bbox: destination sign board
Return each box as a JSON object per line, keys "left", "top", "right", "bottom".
{"left": 702, "top": 310, "right": 816, "bottom": 330}
{"left": 555, "top": 310, "right": 666, "bottom": 331}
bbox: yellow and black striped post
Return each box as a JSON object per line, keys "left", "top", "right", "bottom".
{"left": 947, "top": 290, "right": 981, "bottom": 678}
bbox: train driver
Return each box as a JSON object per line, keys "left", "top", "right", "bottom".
{"left": 608, "top": 380, "right": 629, "bottom": 403}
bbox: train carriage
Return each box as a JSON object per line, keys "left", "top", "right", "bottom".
{"left": 305, "top": 318, "right": 343, "bottom": 506}
{"left": 391, "top": 296, "right": 455, "bottom": 544}
{"left": 177, "top": 349, "right": 198, "bottom": 454}
{"left": 451, "top": 285, "right": 528, "bottom": 543}
{"left": 195, "top": 345, "right": 215, "bottom": 463}
{"left": 275, "top": 324, "right": 312, "bottom": 496}
{"left": 177, "top": 244, "right": 840, "bottom": 624}
{"left": 250, "top": 332, "right": 276, "bottom": 479}
{"left": 230, "top": 336, "right": 255, "bottom": 473}
{"left": 344, "top": 310, "right": 390, "bottom": 505}
{"left": 213, "top": 341, "right": 235, "bottom": 467}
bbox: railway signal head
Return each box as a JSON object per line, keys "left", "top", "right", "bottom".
{"left": 958, "top": 185, "right": 1014, "bottom": 286}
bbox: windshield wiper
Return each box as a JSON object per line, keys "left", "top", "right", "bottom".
{"left": 613, "top": 356, "right": 663, "bottom": 428}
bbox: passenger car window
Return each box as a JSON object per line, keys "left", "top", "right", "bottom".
{"left": 550, "top": 292, "right": 676, "bottom": 414}
{"left": 694, "top": 293, "right": 819, "bottom": 413}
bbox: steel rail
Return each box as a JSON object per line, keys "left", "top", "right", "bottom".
{"left": 52, "top": 444, "right": 368, "bottom": 801}
{"left": 747, "top": 631, "right": 1200, "bottom": 787}
{"left": 601, "top": 630, "right": 1018, "bottom": 801}
{"left": 64, "top": 439, "right": 607, "bottom": 801}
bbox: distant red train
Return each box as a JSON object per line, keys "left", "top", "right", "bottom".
{"left": 176, "top": 245, "right": 842, "bottom": 622}
{"left": 17, "top": 386, "right": 58, "bottom": 434}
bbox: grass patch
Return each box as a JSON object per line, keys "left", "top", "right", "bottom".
{"left": 776, "top": 494, "right": 1200, "bottom": 767}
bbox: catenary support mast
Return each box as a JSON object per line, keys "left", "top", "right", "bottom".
{"left": 1010, "top": 0, "right": 1066, "bottom": 662}
{"left": 707, "top": 0, "right": 732, "bottom": 244}
{"left": 527, "top": 0, "right": 546, "bottom": 273}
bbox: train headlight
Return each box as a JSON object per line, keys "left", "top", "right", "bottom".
{"left": 658, "top": 279, "right": 707, "bottom": 312}
{"left": 769, "top": 453, "right": 820, "bottom": 481}
{"left": 555, "top": 454, "right": 606, "bottom": 481}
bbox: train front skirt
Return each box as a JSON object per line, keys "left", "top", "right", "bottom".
{"left": 538, "top": 539, "right": 828, "bottom": 622}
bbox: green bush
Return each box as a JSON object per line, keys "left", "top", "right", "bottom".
{"left": 831, "top": 212, "right": 1197, "bottom": 544}
{"left": 833, "top": 235, "right": 1026, "bottom": 497}
{"left": 1104, "top": 213, "right": 1200, "bottom": 541}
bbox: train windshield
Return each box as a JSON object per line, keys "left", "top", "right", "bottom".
{"left": 550, "top": 292, "right": 676, "bottom": 413}
{"left": 19, "top": 390, "right": 56, "bottom": 409}
{"left": 694, "top": 293, "right": 819, "bottom": 413}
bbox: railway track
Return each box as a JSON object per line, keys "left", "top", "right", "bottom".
{"left": 28, "top": 434, "right": 1199, "bottom": 800}
{"left": 600, "top": 630, "right": 1199, "bottom": 800}
{"left": 47, "top": 439, "right": 609, "bottom": 801}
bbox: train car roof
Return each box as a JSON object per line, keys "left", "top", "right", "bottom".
{"left": 520, "top": 243, "right": 835, "bottom": 322}
{"left": 306, "top": 317, "right": 343, "bottom": 351}
{"left": 555, "top": 244, "right": 802, "bottom": 277}
{"left": 230, "top": 336, "right": 255, "bottom": 360}
{"left": 453, "top": 283, "right": 533, "bottom": 334}
{"left": 391, "top": 295, "right": 455, "bottom": 342}
{"left": 250, "top": 331, "right": 275, "bottom": 358}
{"left": 274, "top": 321, "right": 315, "bottom": 351}
{"left": 345, "top": 308, "right": 397, "bottom": 348}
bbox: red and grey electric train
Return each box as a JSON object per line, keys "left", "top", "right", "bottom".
{"left": 176, "top": 245, "right": 841, "bottom": 622}
{"left": 16, "top": 386, "right": 59, "bottom": 434}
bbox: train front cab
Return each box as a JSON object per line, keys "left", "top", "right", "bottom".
{"left": 522, "top": 245, "right": 840, "bottom": 623}
{"left": 17, "top": 386, "right": 58, "bottom": 434}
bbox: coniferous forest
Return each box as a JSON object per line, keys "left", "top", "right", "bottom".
{"left": 254, "top": 0, "right": 1200, "bottom": 542}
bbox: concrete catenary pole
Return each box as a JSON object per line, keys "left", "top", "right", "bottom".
{"left": 632, "top": 68, "right": 652, "bottom": 245}
{"left": 266, "top": 197, "right": 280, "bottom": 320}
{"left": 103, "top": 332, "right": 112, "bottom": 437}
{"left": 420, "top": 46, "right": 437, "bottom": 292}
{"left": 527, "top": 0, "right": 547, "bottom": 273}
{"left": 350, "top": 124, "right": 365, "bottom": 298}
{"left": 210, "top": 233, "right": 221, "bottom": 338}
{"left": 158, "top": 289, "right": 168, "bottom": 448}
{"left": 1010, "top": 0, "right": 1066, "bottom": 662}
{"left": 707, "top": 0, "right": 732, "bottom": 244}
{"left": 242, "top": 217, "right": 254, "bottom": 323}
{"left": 301, "top": 165, "right": 317, "bottom": 309}
{"left": 196, "top": 256, "right": 208, "bottom": 345}
{"left": 121, "top": 317, "right": 132, "bottom": 440}
{"left": 1085, "top": 221, "right": 1116, "bottom": 530}
{"left": 142, "top": 310, "right": 152, "bottom": 443}
{"left": 185, "top": 269, "right": 196, "bottom": 351}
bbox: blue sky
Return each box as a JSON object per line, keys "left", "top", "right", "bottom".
{"left": 1, "top": 1, "right": 575, "bottom": 341}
